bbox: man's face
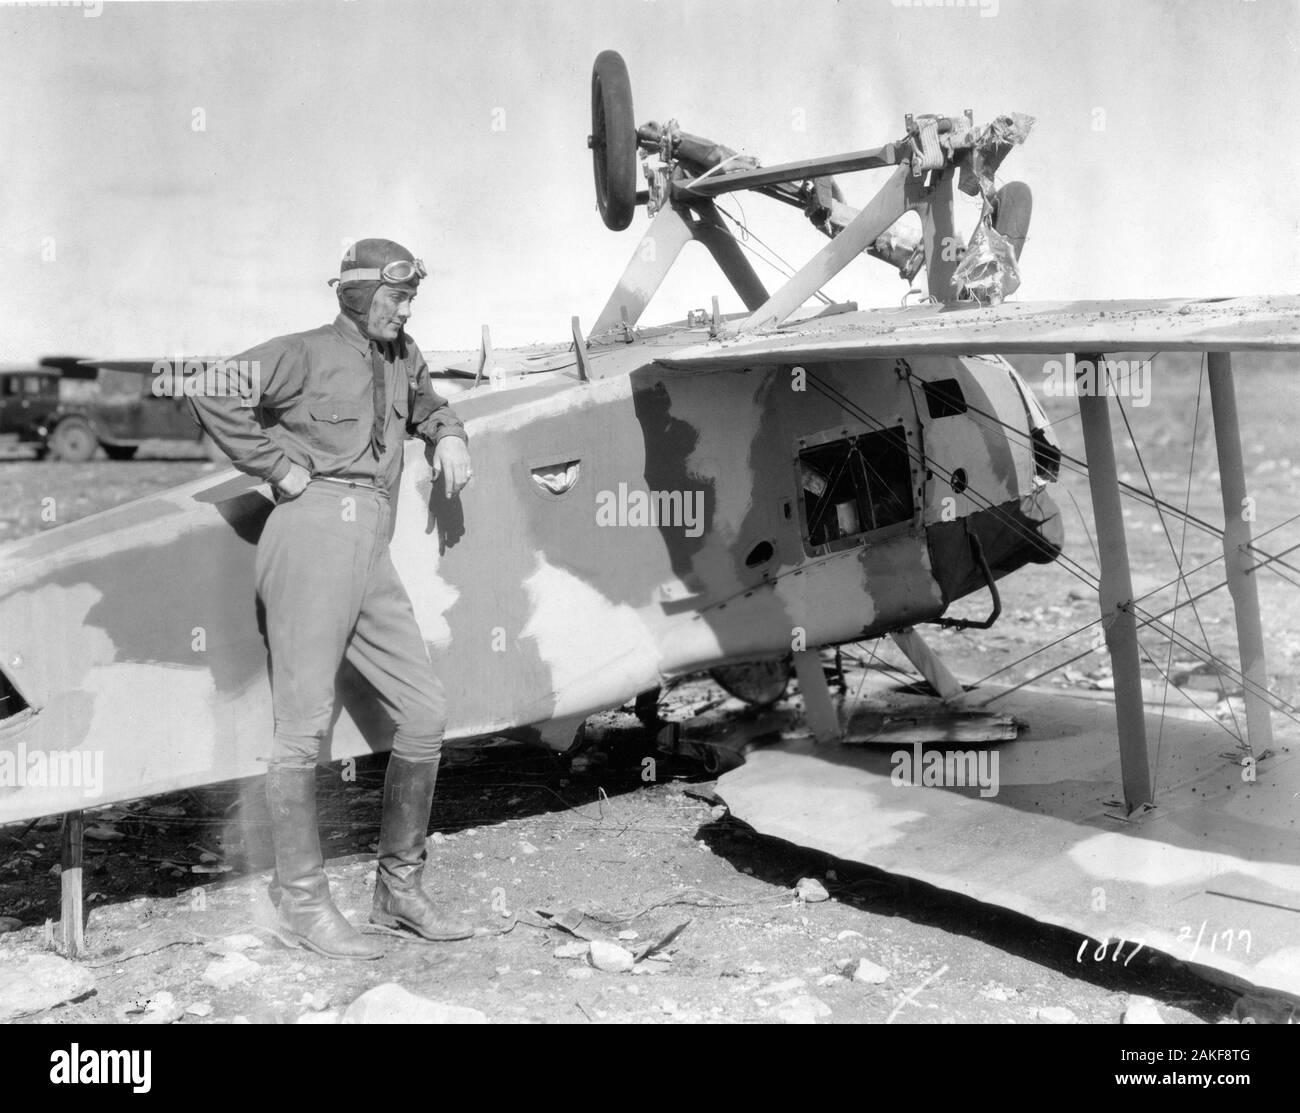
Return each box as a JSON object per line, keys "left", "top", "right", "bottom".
{"left": 365, "top": 284, "right": 416, "bottom": 341}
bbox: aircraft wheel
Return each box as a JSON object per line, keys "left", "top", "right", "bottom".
{"left": 102, "top": 444, "right": 138, "bottom": 461}
{"left": 709, "top": 658, "right": 792, "bottom": 708}
{"left": 47, "top": 419, "right": 98, "bottom": 462}
{"left": 589, "top": 50, "right": 637, "bottom": 231}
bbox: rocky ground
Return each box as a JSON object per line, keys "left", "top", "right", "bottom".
{"left": 1, "top": 355, "right": 1298, "bottom": 1024}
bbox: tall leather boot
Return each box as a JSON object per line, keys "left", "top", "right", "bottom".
{"left": 266, "top": 765, "right": 383, "bottom": 960}
{"left": 371, "top": 756, "right": 473, "bottom": 940}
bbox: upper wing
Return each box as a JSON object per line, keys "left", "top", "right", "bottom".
{"left": 656, "top": 295, "right": 1300, "bottom": 370}
{"left": 77, "top": 359, "right": 207, "bottom": 374}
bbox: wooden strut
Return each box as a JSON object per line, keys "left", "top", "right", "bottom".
{"left": 1076, "top": 351, "right": 1154, "bottom": 812}
{"left": 1206, "top": 351, "right": 1273, "bottom": 756}
{"left": 793, "top": 649, "right": 842, "bottom": 743}
{"left": 588, "top": 200, "right": 768, "bottom": 341}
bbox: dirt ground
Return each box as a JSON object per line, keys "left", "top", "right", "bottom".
{"left": 1, "top": 354, "right": 1297, "bottom": 1025}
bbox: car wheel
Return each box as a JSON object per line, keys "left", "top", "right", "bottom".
{"left": 47, "top": 420, "right": 98, "bottom": 463}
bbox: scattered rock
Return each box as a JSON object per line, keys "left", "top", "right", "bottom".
{"left": 0, "top": 954, "right": 95, "bottom": 1020}
{"left": 127, "top": 990, "right": 182, "bottom": 1025}
{"left": 1037, "top": 1006, "right": 1076, "bottom": 1024}
{"left": 566, "top": 966, "right": 594, "bottom": 981}
{"left": 342, "top": 983, "right": 488, "bottom": 1025}
{"left": 771, "top": 994, "right": 832, "bottom": 1024}
{"left": 210, "top": 932, "right": 263, "bottom": 954}
{"left": 202, "top": 952, "right": 260, "bottom": 990}
{"left": 296, "top": 1009, "right": 340, "bottom": 1024}
{"left": 84, "top": 825, "right": 124, "bottom": 842}
{"left": 758, "top": 978, "right": 806, "bottom": 996}
{"left": 1123, "top": 996, "right": 1164, "bottom": 1024}
{"left": 185, "top": 1001, "right": 213, "bottom": 1018}
{"left": 850, "top": 958, "right": 890, "bottom": 985}
{"left": 630, "top": 958, "right": 672, "bottom": 976}
{"left": 588, "top": 939, "right": 636, "bottom": 973}
{"left": 796, "top": 877, "right": 830, "bottom": 903}
{"left": 553, "top": 941, "right": 589, "bottom": 960}
{"left": 518, "top": 842, "right": 538, "bottom": 855}
{"left": 816, "top": 974, "right": 843, "bottom": 987}
{"left": 298, "top": 989, "right": 332, "bottom": 1012}
{"left": 979, "top": 984, "right": 1013, "bottom": 1002}
{"left": 835, "top": 929, "right": 862, "bottom": 942}
{"left": 617, "top": 930, "right": 638, "bottom": 941}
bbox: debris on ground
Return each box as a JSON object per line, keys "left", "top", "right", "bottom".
{"left": 1123, "top": 996, "right": 1164, "bottom": 1024}
{"left": 770, "top": 994, "right": 832, "bottom": 1024}
{"left": 0, "top": 952, "right": 95, "bottom": 1020}
{"left": 201, "top": 951, "right": 261, "bottom": 990}
{"left": 588, "top": 939, "right": 636, "bottom": 973}
{"left": 553, "top": 941, "right": 589, "bottom": 960}
{"left": 849, "top": 958, "right": 891, "bottom": 985}
{"left": 795, "top": 877, "right": 830, "bottom": 903}
{"left": 342, "top": 983, "right": 488, "bottom": 1025}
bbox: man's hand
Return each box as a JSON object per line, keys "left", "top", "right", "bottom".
{"left": 274, "top": 462, "right": 311, "bottom": 500}
{"left": 431, "top": 436, "right": 472, "bottom": 498}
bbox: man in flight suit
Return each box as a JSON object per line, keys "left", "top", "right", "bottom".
{"left": 191, "top": 238, "right": 472, "bottom": 959}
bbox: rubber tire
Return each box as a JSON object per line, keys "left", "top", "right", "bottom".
{"left": 102, "top": 444, "right": 138, "bottom": 461}
{"left": 591, "top": 50, "right": 636, "bottom": 231}
{"left": 709, "top": 658, "right": 792, "bottom": 709}
{"left": 47, "top": 420, "right": 98, "bottom": 462}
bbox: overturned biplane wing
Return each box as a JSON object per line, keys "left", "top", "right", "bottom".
{"left": 657, "top": 295, "right": 1300, "bottom": 367}
{"left": 684, "top": 294, "right": 1300, "bottom": 1002}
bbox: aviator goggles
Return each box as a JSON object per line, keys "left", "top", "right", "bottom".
{"left": 329, "top": 257, "right": 428, "bottom": 287}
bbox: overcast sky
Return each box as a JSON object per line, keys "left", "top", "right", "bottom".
{"left": 2, "top": 0, "right": 1297, "bottom": 360}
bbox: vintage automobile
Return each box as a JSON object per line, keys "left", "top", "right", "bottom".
{"left": 0, "top": 361, "right": 220, "bottom": 461}
{"left": 0, "top": 365, "right": 61, "bottom": 454}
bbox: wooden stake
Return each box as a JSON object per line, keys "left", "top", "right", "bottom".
{"left": 60, "top": 810, "right": 84, "bottom": 958}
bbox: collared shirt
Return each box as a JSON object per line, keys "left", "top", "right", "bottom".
{"left": 189, "top": 314, "right": 466, "bottom": 496}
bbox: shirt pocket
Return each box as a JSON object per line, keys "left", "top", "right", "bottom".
{"left": 306, "top": 401, "right": 364, "bottom": 455}
{"left": 393, "top": 389, "right": 409, "bottom": 425}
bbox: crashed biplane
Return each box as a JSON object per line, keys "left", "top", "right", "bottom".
{"left": 1, "top": 51, "right": 1297, "bottom": 1001}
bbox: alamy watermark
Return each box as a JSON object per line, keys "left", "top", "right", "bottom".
{"left": 1041, "top": 357, "right": 1152, "bottom": 407}
{"left": 3, "top": 0, "right": 102, "bottom": 16}
{"left": 0, "top": 743, "right": 104, "bottom": 798}
{"left": 890, "top": 742, "right": 1000, "bottom": 798}
{"left": 891, "top": 0, "right": 999, "bottom": 18}
{"left": 595, "top": 483, "right": 704, "bottom": 538}
{"left": 151, "top": 359, "right": 261, "bottom": 407}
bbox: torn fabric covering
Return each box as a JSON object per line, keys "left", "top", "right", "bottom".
{"left": 964, "top": 111, "right": 1036, "bottom": 203}
{"left": 947, "top": 112, "right": 1034, "bottom": 303}
{"left": 953, "top": 217, "right": 1022, "bottom": 304}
